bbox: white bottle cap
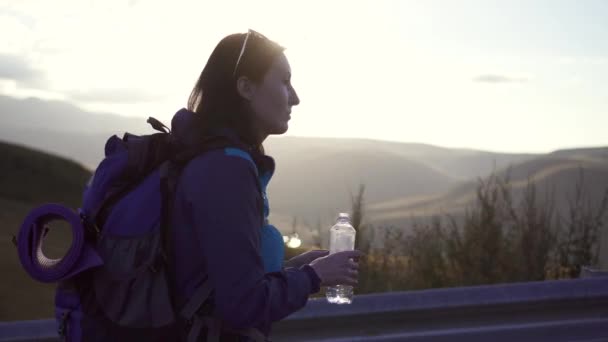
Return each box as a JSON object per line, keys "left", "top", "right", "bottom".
{"left": 338, "top": 212, "right": 350, "bottom": 220}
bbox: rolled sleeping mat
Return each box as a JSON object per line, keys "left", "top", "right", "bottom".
{"left": 17, "top": 204, "right": 103, "bottom": 283}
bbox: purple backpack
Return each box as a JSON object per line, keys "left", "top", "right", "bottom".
{"left": 17, "top": 116, "right": 266, "bottom": 342}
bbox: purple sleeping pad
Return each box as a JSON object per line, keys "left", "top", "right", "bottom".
{"left": 17, "top": 203, "right": 103, "bottom": 283}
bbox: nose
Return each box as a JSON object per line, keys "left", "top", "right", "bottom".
{"left": 290, "top": 86, "right": 300, "bottom": 106}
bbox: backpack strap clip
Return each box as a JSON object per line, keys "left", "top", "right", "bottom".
{"left": 79, "top": 211, "right": 100, "bottom": 241}
{"left": 147, "top": 116, "right": 171, "bottom": 134}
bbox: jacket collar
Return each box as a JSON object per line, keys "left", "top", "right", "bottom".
{"left": 170, "top": 108, "right": 275, "bottom": 176}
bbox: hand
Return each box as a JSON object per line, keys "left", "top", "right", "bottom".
{"left": 285, "top": 249, "right": 330, "bottom": 268}
{"left": 309, "top": 250, "right": 362, "bottom": 287}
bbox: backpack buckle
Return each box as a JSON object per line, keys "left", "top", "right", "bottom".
{"left": 79, "top": 212, "right": 100, "bottom": 240}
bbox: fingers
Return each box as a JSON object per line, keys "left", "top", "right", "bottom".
{"left": 306, "top": 250, "right": 330, "bottom": 264}
{"left": 333, "top": 250, "right": 364, "bottom": 260}
{"left": 340, "top": 265, "right": 359, "bottom": 287}
{"left": 346, "top": 259, "right": 360, "bottom": 285}
{"left": 312, "top": 250, "right": 363, "bottom": 287}
{"left": 342, "top": 276, "right": 359, "bottom": 286}
{"left": 325, "top": 252, "right": 360, "bottom": 269}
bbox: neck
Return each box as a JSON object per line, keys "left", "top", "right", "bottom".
{"left": 254, "top": 133, "right": 268, "bottom": 146}
{"left": 249, "top": 121, "right": 268, "bottom": 146}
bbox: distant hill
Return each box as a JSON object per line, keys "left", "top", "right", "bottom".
{"left": 265, "top": 136, "right": 537, "bottom": 181}
{"left": 0, "top": 95, "right": 148, "bottom": 135}
{"left": 0, "top": 94, "right": 149, "bottom": 169}
{"left": 2, "top": 94, "right": 607, "bottom": 240}
{"left": 1, "top": 95, "right": 536, "bottom": 178}
{"left": 0, "top": 141, "right": 91, "bottom": 320}
{"left": 1, "top": 125, "right": 111, "bottom": 170}
{"left": 368, "top": 154, "right": 608, "bottom": 227}
{"left": 549, "top": 146, "right": 608, "bottom": 162}
{"left": 0, "top": 141, "right": 91, "bottom": 205}
{"left": 267, "top": 143, "right": 459, "bottom": 224}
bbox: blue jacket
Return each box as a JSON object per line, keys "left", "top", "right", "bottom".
{"left": 170, "top": 109, "right": 321, "bottom": 337}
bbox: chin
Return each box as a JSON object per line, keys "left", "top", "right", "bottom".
{"left": 271, "top": 123, "right": 289, "bottom": 135}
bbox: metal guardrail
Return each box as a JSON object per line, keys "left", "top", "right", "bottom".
{"left": 1, "top": 277, "right": 608, "bottom": 341}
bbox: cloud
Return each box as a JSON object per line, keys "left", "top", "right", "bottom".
{"left": 473, "top": 74, "right": 528, "bottom": 84}
{"left": 67, "top": 88, "right": 163, "bottom": 104}
{"left": 0, "top": 53, "right": 47, "bottom": 88}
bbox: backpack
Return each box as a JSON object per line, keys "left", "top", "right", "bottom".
{"left": 16, "top": 116, "right": 267, "bottom": 342}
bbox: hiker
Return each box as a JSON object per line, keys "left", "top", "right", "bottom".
{"left": 167, "top": 30, "right": 361, "bottom": 340}
{"left": 17, "top": 29, "right": 361, "bottom": 342}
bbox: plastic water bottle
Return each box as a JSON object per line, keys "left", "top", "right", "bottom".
{"left": 326, "top": 213, "right": 356, "bottom": 304}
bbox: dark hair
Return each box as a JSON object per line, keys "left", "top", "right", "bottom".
{"left": 187, "top": 32, "right": 285, "bottom": 148}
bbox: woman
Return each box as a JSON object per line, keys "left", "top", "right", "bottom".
{"left": 170, "top": 30, "right": 361, "bottom": 341}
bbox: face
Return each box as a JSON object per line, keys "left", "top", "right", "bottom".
{"left": 247, "top": 53, "right": 300, "bottom": 138}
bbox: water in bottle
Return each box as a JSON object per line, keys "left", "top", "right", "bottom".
{"left": 326, "top": 212, "right": 356, "bottom": 304}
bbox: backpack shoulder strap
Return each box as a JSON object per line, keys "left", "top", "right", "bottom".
{"left": 167, "top": 142, "right": 268, "bottom": 342}
{"left": 159, "top": 137, "right": 242, "bottom": 334}
{"left": 223, "top": 147, "right": 258, "bottom": 176}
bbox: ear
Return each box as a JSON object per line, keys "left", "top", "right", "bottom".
{"left": 236, "top": 76, "right": 257, "bottom": 101}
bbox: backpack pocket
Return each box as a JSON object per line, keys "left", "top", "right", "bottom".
{"left": 93, "top": 227, "right": 176, "bottom": 328}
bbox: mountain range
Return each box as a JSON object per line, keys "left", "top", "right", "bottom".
{"left": 2, "top": 94, "right": 607, "bottom": 244}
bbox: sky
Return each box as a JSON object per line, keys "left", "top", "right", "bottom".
{"left": 1, "top": 0, "right": 607, "bottom": 153}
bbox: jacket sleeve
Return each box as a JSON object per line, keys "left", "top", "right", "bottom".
{"left": 182, "top": 153, "right": 321, "bottom": 330}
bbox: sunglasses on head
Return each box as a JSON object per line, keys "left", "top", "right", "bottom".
{"left": 233, "top": 29, "right": 268, "bottom": 76}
